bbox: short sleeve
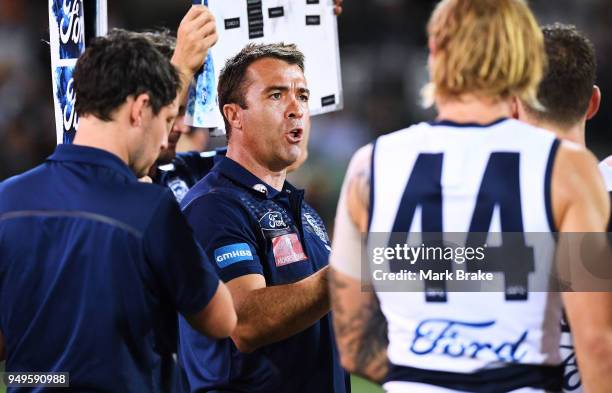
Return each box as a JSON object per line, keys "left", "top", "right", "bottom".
{"left": 143, "top": 191, "right": 220, "bottom": 316}
{"left": 182, "top": 192, "right": 264, "bottom": 282}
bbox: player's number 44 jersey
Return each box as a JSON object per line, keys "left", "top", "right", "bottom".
{"left": 370, "top": 119, "right": 562, "bottom": 391}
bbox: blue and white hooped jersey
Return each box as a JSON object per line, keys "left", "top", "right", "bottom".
{"left": 370, "top": 118, "right": 562, "bottom": 392}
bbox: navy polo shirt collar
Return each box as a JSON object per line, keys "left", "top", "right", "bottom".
{"left": 48, "top": 144, "right": 136, "bottom": 181}
{"left": 216, "top": 157, "right": 302, "bottom": 199}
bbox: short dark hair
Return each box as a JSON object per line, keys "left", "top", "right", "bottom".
{"left": 526, "top": 23, "right": 597, "bottom": 126}
{"left": 137, "top": 29, "right": 176, "bottom": 59}
{"left": 74, "top": 28, "right": 180, "bottom": 121}
{"left": 217, "top": 43, "right": 305, "bottom": 137}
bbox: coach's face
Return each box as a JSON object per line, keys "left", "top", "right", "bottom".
{"left": 239, "top": 58, "right": 310, "bottom": 171}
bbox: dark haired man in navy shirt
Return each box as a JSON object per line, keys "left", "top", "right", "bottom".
{"left": 0, "top": 25, "right": 235, "bottom": 392}
{"left": 176, "top": 43, "right": 348, "bottom": 392}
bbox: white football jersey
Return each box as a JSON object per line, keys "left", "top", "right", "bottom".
{"left": 369, "top": 118, "right": 563, "bottom": 392}
{"left": 598, "top": 161, "right": 612, "bottom": 191}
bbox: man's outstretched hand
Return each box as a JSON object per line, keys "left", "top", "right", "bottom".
{"left": 172, "top": 5, "right": 218, "bottom": 80}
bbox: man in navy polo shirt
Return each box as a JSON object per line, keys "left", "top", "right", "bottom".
{"left": 144, "top": 2, "right": 344, "bottom": 203}
{"left": 0, "top": 28, "right": 236, "bottom": 392}
{"left": 177, "top": 43, "right": 349, "bottom": 393}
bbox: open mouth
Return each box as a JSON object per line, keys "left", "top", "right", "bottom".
{"left": 286, "top": 128, "right": 303, "bottom": 144}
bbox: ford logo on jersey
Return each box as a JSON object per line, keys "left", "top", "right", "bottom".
{"left": 411, "top": 319, "right": 529, "bottom": 362}
{"left": 214, "top": 243, "right": 253, "bottom": 268}
{"left": 259, "top": 211, "right": 287, "bottom": 231}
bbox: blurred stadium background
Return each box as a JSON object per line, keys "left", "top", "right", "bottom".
{"left": 1, "top": 1, "right": 611, "bottom": 392}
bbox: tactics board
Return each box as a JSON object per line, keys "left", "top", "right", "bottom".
{"left": 186, "top": 0, "right": 343, "bottom": 130}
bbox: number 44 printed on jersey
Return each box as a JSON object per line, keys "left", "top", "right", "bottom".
{"left": 385, "top": 151, "right": 542, "bottom": 303}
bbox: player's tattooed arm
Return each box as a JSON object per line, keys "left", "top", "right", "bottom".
{"left": 330, "top": 269, "right": 388, "bottom": 382}
{"left": 329, "top": 144, "right": 388, "bottom": 383}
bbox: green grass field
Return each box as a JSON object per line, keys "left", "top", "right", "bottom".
{"left": 0, "top": 360, "right": 4, "bottom": 393}
{"left": 351, "top": 375, "right": 385, "bottom": 393}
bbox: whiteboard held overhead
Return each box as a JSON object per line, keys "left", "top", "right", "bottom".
{"left": 186, "top": 0, "right": 343, "bottom": 131}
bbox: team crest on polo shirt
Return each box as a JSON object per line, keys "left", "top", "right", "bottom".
{"left": 168, "top": 178, "right": 189, "bottom": 202}
{"left": 259, "top": 211, "right": 288, "bottom": 231}
{"left": 272, "top": 233, "right": 308, "bottom": 267}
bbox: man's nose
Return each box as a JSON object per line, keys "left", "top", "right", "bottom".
{"left": 173, "top": 116, "right": 190, "bottom": 134}
{"left": 286, "top": 96, "right": 304, "bottom": 119}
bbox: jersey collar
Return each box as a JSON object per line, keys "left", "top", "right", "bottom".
{"left": 216, "top": 157, "right": 300, "bottom": 200}
{"left": 427, "top": 117, "right": 509, "bottom": 128}
{"left": 48, "top": 144, "right": 136, "bottom": 181}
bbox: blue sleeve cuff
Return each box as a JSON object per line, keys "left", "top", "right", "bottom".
{"left": 219, "top": 264, "right": 264, "bottom": 283}
{"left": 179, "top": 276, "right": 220, "bottom": 316}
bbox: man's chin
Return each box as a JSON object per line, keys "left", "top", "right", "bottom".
{"left": 278, "top": 152, "right": 300, "bottom": 172}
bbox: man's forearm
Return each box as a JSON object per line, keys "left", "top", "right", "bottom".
{"left": 172, "top": 63, "right": 195, "bottom": 109}
{"left": 330, "top": 268, "right": 388, "bottom": 383}
{"left": 578, "top": 336, "right": 612, "bottom": 393}
{"left": 232, "top": 266, "right": 330, "bottom": 352}
{"left": 564, "top": 292, "right": 612, "bottom": 393}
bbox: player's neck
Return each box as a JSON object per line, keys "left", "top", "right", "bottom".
{"left": 526, "top": 117, "right": 586, "bottom": 146}
{"left": 435, "top": 94, "right": 513, "bottom": 125}
{"left": 73, "top": 116, "right": 130, "bottom": 165}
{"left": 226, "top": 145, "right": 287, "bottom": 191}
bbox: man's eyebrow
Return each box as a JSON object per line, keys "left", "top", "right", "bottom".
{"left": 262, "top": 86, "right": 311, "bottom": 95}
{"left": 263, "top": 85, "right": 289, "bottom": 94}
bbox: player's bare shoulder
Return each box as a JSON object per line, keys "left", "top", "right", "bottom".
{"left": 552, "top": 140, "right": 609, "bottom": 231}
{"left": 345, "top": 144, "right": 373, "bottom": 233}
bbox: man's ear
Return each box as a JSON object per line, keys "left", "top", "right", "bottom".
{"left": 223, "top": 103, "right": 243, "bottom": 133}
{"left": 130, "top": 94, "right": 151, "bottom": 127}
{"left": 586, "top": 85, "right": 601, "bottom": 121}
{"left": 513, "top": 97, "right": 532, "bottom": 122}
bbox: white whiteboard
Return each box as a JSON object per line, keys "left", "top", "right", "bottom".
{"left": 186, "top": 0, "right": 343, "bottom": 130}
